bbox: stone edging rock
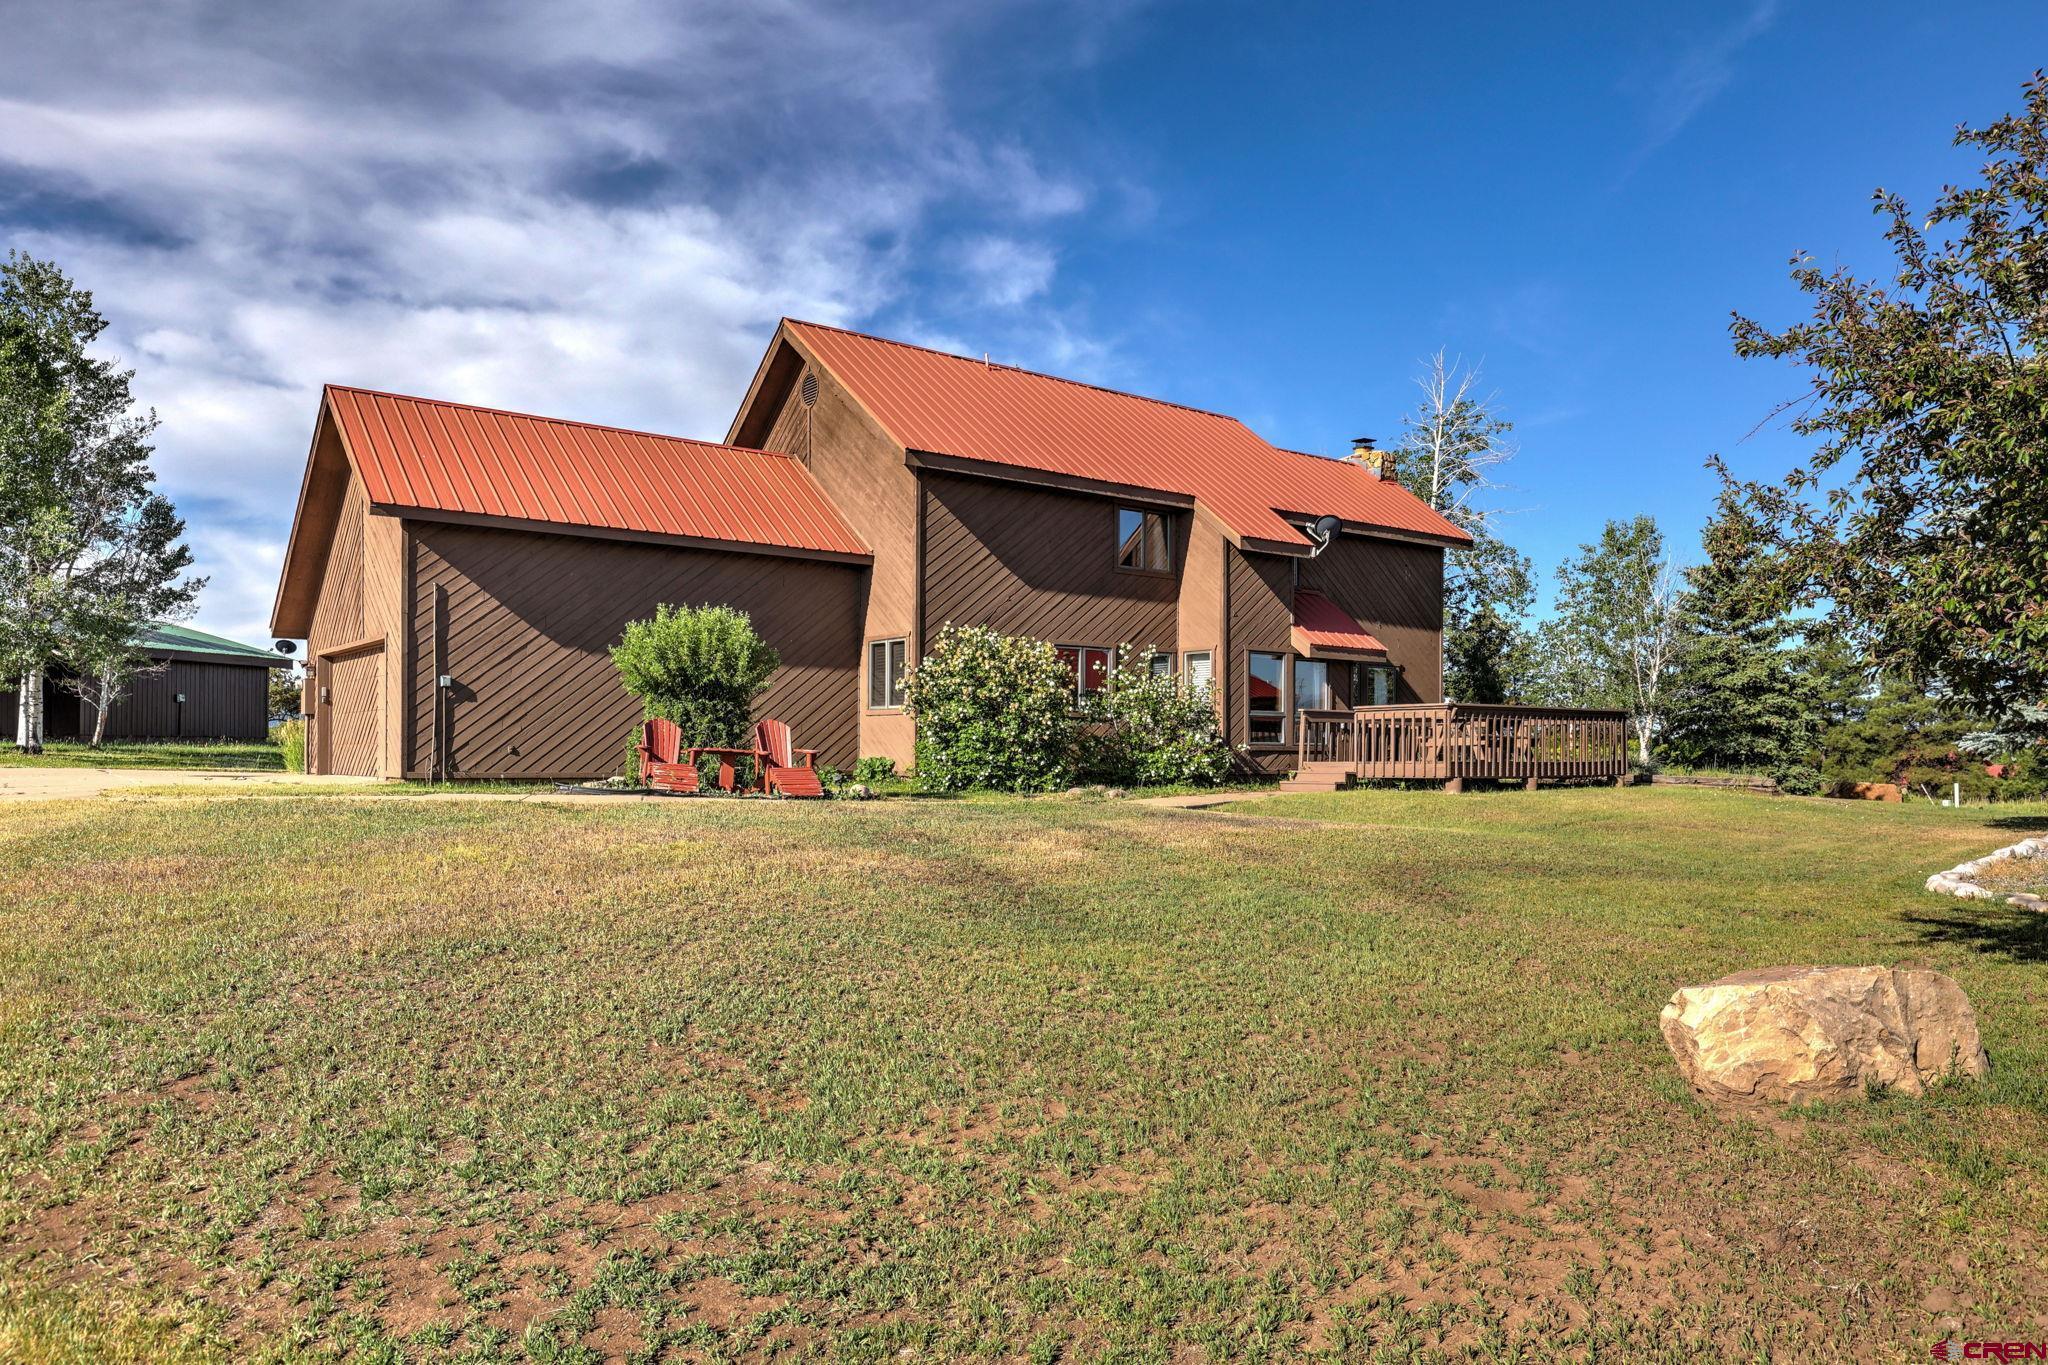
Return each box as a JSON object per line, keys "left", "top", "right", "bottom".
{"left": 1926, "top": 836, "right": 2048, "bottom": 912}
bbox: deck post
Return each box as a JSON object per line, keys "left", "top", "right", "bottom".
{"left": 1444, "top": 776, "right": 1465, "bottom": 794}
{"left": 1524, "top": 775, "right": 1539, "bottom": 792}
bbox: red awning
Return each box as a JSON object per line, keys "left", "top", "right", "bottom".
{"left": 1291, "top": 589, "right": 1387, "bottom": 661}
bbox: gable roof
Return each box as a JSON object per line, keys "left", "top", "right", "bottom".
{"left": 776, "top": 319, "right": 1470, "bottom": 552}
{"left": 136, "top": 621, "right": 288, "bottom": 667}
{"left": 323, "top": 386, "right": 868, "bottom": 558}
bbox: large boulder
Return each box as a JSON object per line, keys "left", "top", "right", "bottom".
{"left": 1660, "top": 966, "right": 1989, "bottom": 1103}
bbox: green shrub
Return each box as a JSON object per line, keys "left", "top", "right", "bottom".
{"left": 1771, "top": 763, "right": 1823, "bottom": 796}
{"left": 611, "top": 603, "right": 779, "bottom": 750}
{"left": 853, "top": 756, "right": 897, "bottom": 783}
{"left": 906, "top": 625, "right": 1078, "bottom": 792}
{"left": 277, "top": 719, "right": 307, "bottom": 774}
{"left": 1081, "top": 645, "right": 1233, "bottom": 787}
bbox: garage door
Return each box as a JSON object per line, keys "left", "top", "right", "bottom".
{"left": 325, "top": 647, "right": 382, "bottom": 777}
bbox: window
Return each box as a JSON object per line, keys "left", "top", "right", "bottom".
{"left": 1148, "top": 652, "right": 1173, "bottom": 679}
{"left": 1116, "top": 507, "right": 1171, "bottom": 572}
{"left": 868, "top": 638, "right": 907, "bottom": 710}
{"left": 1293, "top": 658, "right": 1341, "bottom": 713}
{"left": 1183, "top": 651, "right": 1213, "bottom": 695}
{"left": 1365, "top": 665, "right": 1394, "bottom": 706}
{"left": 1248, "top": 651, "right": 1288, "bottom": 745}
{"left": 1056, "top": 645, "right": 1112, "bottom": 702}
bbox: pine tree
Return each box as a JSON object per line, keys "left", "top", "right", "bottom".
{"left": 1663, "top": 491, "right": 1820, "bottom": 778}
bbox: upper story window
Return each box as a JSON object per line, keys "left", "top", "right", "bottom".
{"left": 1116, "top": 507, "right": 1171, "bottom": 572}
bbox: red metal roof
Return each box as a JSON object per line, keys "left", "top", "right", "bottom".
{"left": 784, "top": 320, "right": 1470, "bottom": 550}
{"left": 324, "top": 385, "right": 868, "bottom": 558}
{"left": 1292, "top": 589, "right": 1388, "bottom": 659}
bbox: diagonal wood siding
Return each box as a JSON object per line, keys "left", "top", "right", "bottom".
{"left": 919, "top": 472, "right": 1180, "bottom": 653}
{"left": 1225, "top": 545, "right": 1296, "bottom": 774}
{"left": 407, "top": 522, "right": 861, "bottom": 780}
{"left": 1300, "top": 534, "right": 1444, "bottom": 704}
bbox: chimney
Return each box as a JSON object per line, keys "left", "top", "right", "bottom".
{"left": 1349, "top": 435, "right": 1397, "bottom": 482}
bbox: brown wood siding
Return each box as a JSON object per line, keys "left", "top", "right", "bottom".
{"left": 407, "top": 521, "right": 861, "bottom": 780}
{"left": 302, "top": 471, "right": 371, "bottom": 775}
{"left": 308, "top": 475, "right": 367, "bottom": 656}
{"left": 919, "top": 472, "right": 1181, "bottom": 655}
{"left": 750, "top": 340, "right": 918, "bottom": 766}
{"left": 1224, "top": 545, "right": 1296, "bottom": 775}
{"left": 364, "top": 510, "right": 408, "bottom": 778}
{"left": 1301, "top": 535, "right": 1444, "bottom": 703}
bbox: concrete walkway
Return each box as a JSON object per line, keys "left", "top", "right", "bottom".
{"left": 0, "top": 767, "right": 378, "bottom": 801}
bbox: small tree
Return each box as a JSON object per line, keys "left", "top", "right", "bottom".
{"left": 610, "top": 603, "right": 779, "bottom": 750}
{"left": 906, "top": 624, "right": 1077, "bottom": 792}
{"left": 1548, "top": 516, "right": 1682, "bottom": 765}
{"left": 56, "top": 628, "right": 160, "bottom": 748}
{"left": 268, "top": 663, "right": 306, "bottom": 721}
{"left": 52, "top": 494, "right": 200, "bottom": 747}
{"left": 1081, "top": 645, "right": 1232, "bottom": 787}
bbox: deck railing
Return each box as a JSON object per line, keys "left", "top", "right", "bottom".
{"left": 1297, "top": 703, "right": 1630, "bottom": 787}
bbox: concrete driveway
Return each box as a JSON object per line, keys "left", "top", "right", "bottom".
{"left": 0, "top": 767, "right": 377, "bottom": 801}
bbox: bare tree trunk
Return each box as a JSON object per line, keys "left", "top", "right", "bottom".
{"left": 16, "top": 666, "right": 44, "bottom": 753}
{"left": 90, "top": 671, "right": 112, "bottom": 748}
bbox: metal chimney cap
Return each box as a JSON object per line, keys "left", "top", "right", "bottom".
{"left": 1350, "top": 435, "right": 1378, "bottom": 451}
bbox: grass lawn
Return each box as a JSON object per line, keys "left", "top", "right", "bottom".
{"left": 1, "top": 787, "right": 2044, "bottom": 1362}
{"left": 0, "top": 739, "right": 284, "bottom": 772}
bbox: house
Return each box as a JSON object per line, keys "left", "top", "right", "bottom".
{"left": 1, "top": 622, "right": 286, "bottom": 743}
{"left": 271, "top": 320, "right": 1470, "bottom": 781}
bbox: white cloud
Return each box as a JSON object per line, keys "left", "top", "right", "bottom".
{"left": 959, "top": 235, "right": 1058, "bottom": 306}
{"left": 1623, "top": 0, "right": 1783, "bottom": 171}
{"left": 0, "top": 0, "right": 1105, "bottom": 644}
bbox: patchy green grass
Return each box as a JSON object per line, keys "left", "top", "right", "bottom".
{"left": 1, "top": 786, "right": 2044, "bottom": 1362}
{"left": 0, "top": 739, "right": 283, "bottom": 772}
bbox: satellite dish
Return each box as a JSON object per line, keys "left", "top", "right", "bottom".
{"left": 273, "top": 640, "right": 298, "bottom": 656}
{"left": 1306, "top": 514, "right": 1344, "bottom": 556}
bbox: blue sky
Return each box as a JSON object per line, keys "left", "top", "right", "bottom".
{"left": 2, "top": 1, "right": 2040, "bottom": 642}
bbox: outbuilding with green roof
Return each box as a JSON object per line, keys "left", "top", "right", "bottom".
{"left": 2, "top": 622, "right": 290, "bottom": 743}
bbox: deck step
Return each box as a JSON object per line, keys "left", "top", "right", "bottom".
{"left": 1280, "top": 765, "right": 1355, "bottom": 794}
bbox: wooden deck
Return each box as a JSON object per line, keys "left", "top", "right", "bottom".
{"left": 1295, "top": 703, "right": 1631, "bottom": 791}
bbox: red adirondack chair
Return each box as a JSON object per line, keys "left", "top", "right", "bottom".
{"left": 755, "top": 718, "right": 824, "bottom": 798}
{"left": 636, "top": 717, "right": 700, "bottom": 794}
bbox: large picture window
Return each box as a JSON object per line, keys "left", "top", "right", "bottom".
{"left": 868, "top": 638, "right": 907, "bottom": 710}
{"left": 1248, "top": 650, "right": 1288, "bottom": 745}
{"left": 1116, "top": 507, "right": 1171, "bottom": 572}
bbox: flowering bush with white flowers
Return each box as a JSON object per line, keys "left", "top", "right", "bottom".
{"left": 1082, "top": 644, "right": 1234, "bottom": 787}
{"left": 906, "top": 625, "right": 1079, "bottom": 792}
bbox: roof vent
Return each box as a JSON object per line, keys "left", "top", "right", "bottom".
{"left": 800, "top": 371, "right": 819, "bottom": 408}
